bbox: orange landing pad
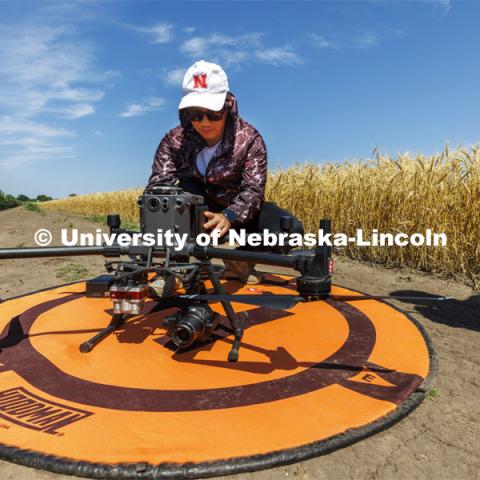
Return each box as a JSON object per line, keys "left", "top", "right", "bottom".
{"left": 0, "top": 275, "right": 435, "bottom": 478}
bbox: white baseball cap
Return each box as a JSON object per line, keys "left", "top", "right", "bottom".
{"left": 178, "top": 60, "right": 229, "bottom": 111}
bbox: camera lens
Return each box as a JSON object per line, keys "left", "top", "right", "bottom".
{"left": 172, "top": 324, "right": 196, "bottom": 347}
{"left": 170, "top": 306, "right": 212, "bottom": 348}
{"left": 147, "top": 197, "right": 160, "bottom": 211}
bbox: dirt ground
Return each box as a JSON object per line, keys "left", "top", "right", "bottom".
{"left": 0, "top": 207, "right": 478, "bottom": 480}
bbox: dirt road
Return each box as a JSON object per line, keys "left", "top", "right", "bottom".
{"left": 0, "top": 207, "right": 478, "bottom": 480}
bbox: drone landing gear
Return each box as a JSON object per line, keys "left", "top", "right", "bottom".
{"left": 227, "top": 311, "right": 248, "bottom": 362}
{"left": 207, "top": 265, "right": 247, "bottom": 362}
{"left": 79, "top": 313, "right": 128, "bottom": 353}
{"left": 79, "top": 264, "right": 249, "bottom": 361}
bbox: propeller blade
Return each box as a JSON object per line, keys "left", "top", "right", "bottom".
{"left": 178, "top": 293, "right": 454, "bottom": 310}
{"left": 329, "top": 294, "right": 454, "bottom": 302}
{"left": 178, "top": 294, "right": 303, "bottom": 310}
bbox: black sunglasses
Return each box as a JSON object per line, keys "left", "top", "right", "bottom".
{"left": 185, "top": 107, "right": 225, "bottom": 122}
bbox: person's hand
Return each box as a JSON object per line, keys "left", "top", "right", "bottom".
{"left": 203, "top": 211, "right": 231, "bottom": 237}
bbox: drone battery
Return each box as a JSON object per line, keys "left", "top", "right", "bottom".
{"left": 110, "top": 285, "right": 148, "bottom": 315}
{"left": 86, "top": 275, "right": 114, "bottom": 298}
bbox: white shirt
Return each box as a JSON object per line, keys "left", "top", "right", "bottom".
{"left": 196, "top": 141, "right": 221, "bottom": 176}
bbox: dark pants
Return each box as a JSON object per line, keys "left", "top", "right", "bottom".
{"left": 179, "top": 180, "right": 304, "bottom": 252}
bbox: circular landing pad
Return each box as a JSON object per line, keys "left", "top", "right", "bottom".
{"left": 0, "top": 275, "right": 435, "bottom": 479}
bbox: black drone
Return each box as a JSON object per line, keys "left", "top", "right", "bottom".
{"left": 0, "top": 185, "right": 450, "bottom": 362}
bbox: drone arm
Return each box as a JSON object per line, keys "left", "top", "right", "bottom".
{"left": 0, "top": 244, "right": 172, "bottom": 260}
{"left": 0, "top": 246, "right": 107, "bottom": 259}
{"left": 189, "top": 244, "right": 299, "bottom": 270}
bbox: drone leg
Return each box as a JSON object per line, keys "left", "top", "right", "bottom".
{"left": 79, "top": 313, "right": 127, "bottom": 353}
{"left": 207, "top": 267, "right": 247, "bottom": 362}
{"left": 228, "top": 311, "right": 248, "bottom": 362}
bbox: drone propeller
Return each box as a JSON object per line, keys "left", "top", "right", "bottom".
{"left": 178, "top": 294, "right": 301, "bottom": 310}
{"left": 178, "top": 293, "right": 453, "bottom": 310}
{"left": 330, "top": 294, "right": 454, "bottom": 302}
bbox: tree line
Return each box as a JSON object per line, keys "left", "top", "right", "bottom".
{"left": 0, "top": 191, "right": 76, "bottom": 210}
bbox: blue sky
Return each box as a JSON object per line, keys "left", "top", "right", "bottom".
{"left": 1, "top": 0, "right": 478, "bottom": 198}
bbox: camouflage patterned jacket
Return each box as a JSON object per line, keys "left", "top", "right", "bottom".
{"left": 147, "top": 92, "right": 267, "bottom": 224}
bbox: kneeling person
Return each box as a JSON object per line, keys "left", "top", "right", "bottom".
{"left": 147, "top": 60, "right": 303, "bottom": 283}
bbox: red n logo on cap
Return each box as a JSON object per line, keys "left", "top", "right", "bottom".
{"left": 193, "top": 74, "right": 208, "bottom": 89}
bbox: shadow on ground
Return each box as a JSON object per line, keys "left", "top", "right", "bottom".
{"left": 391, "top": 290, "right": 480, "bottom": 332}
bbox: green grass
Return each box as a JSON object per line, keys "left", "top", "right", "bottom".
{"left": 56, "top": 263, "right": 91, "bottom": 282}
{"left": 427, "top": 387, "right": 438, "bottom": 401}
{"left": 24, "top": 202, "right": 45, "bottom": 215}
{"left": 86, "top": 214, "right": 140, "bottom": 231}
{"left": 86, "top": 214, "right": 107, "bottom": 224}
{"left": 120, "top": 220, "right": 141, "bottom": 231}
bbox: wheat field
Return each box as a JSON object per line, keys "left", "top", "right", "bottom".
{"left": 43, "top": 145, "right": 480, "bottom": 289}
